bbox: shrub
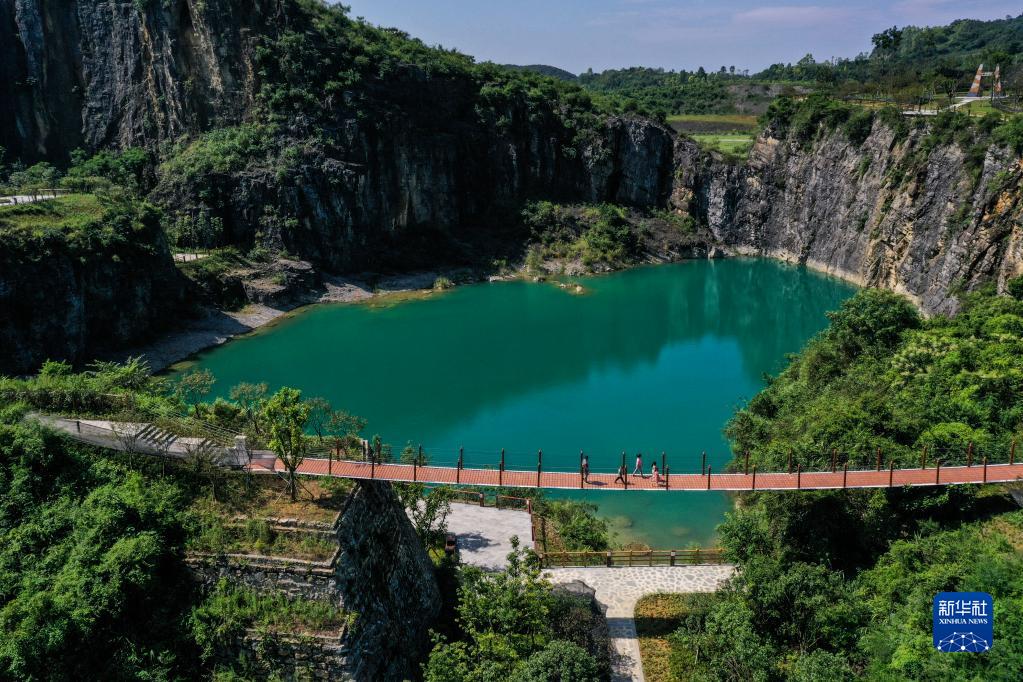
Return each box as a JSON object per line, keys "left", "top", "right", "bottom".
{"left": 995, "top": 115, "right": 1023, "bottom": 155}
{"left": 517, "top": 640, "right": 601, "bottom": 681}
{"left": 1007, "top": 275, "right": 1023, "bottom": 301}
{"left": 537, "top": 500, "right": 610, "bottom": 551}
{"left": 190, "top": 581, "right": 348, "bottom": 660}
{"left": 842, "top": 109, "right": 875, "bottom": 146}
{"left": 578, "top": 204, "right": 636, "bottom": 266}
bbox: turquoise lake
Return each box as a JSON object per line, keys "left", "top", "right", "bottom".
{"left": 181, "top": 259, "right": 857, "bottom": 546}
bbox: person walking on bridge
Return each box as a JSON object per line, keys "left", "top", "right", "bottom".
{"left": 634, "top": 452, "right": 645, "bottom": 477}
{"left": 614, "top": 461, "right": 627, "bottom": 485}
{"left": 581, "top": 454, "right": 590, "bottom": 483}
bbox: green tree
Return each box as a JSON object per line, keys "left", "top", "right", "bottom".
{"left": 537, "top": 500, "right": 609, "bottom": 551}
{"left": 516, "top": 640, "right": 601, "bottom": 681}
{"left": 457, "top": 538, "right": 552, "bottom": 654}
{"left": 175, "top": 368, "right": 215, "bottom": 412}
{"left": 395, "top": 444, "right": 452, "bottom": 548}
{"left": 424, "top": 538, "right": 602, "bottom": 680}
{"left": 8, "top": 162, "right": 59, "bottom": 197}
{"left": 229, "top": 381, "right": 268, "bottom": 437}
{"left": 791, "top": 650, "right": 855, "bottom": 681}
{"left": 262, "top": 387, "right": 311, "bottom": 500}
{"left": 327, "top": 408, "right": 366, "bottom": 451}
{"left": 1008, "top": 275, "right": 1023, "bottom": 301}
{"left": 305, "top": 396, "right": 333, "bottom": 443}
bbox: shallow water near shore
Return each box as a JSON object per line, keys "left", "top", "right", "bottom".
{"left": 181, "top": 259, "right": 856, "bottom": 547}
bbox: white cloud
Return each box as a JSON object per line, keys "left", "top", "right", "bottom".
{"left": 733, "top": 5, "right": 853, "bottom": 27}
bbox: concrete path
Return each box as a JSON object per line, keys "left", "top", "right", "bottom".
{"left": 445, "top": 502, "right": 533, "bottom": 570}
{"left": 545, "top": 565, "right": 735, "bottom": 682}
{"left": 0, "top": 191, "right": 67, "bottom": 206}
{"left": 34, "top": 415, "right": 261, "bottom": 468}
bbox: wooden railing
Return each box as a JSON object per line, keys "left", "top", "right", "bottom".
{"left": 536, "top": 547, "right": 726, "bottom": 568}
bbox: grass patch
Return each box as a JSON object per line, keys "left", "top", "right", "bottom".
{"left": 691, "top": 133, "right": 755, "bottom": 157}
{"left": 667, "top": 113, "right": 758, "bottom": 131}
{"left": 191, "top": 476, "right": 351, "bottom": 526}
{"left": 191, "top": 580, "right": 353, "bottom": 658}
{"left": 0, "top": 194, "right": 105, "bottom": 234}
{"left": 635, "top": 593, "right": 719, "bottom": 682}
{"left": 189, "top": 518, "right": 339, "bottom": 561}
{"left": 957, "top": 98, "right": 1008, "bottom": 119}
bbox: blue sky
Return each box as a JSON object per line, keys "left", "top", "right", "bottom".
{"left": 342, "top": 1, "right": 1021, "bottom": 73}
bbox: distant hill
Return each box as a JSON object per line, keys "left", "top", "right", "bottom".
{"left": 756, "top": 13, "right": 1023, "bottom": 84}
{"left": 875, "top": 14, "right": 1023, "bottom": 68}
{"left": 502, "top": 64, "right": 578, "bottom": 81}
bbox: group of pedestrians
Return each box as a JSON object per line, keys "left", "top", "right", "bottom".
{"left": 580, "top": 452, "right": 664, "bottom": 486}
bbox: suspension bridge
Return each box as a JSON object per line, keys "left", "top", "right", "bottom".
{"left": 37, "top": 415, "right": 1023, "bottom": 492}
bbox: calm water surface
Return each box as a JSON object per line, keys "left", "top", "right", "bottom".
{"left": 182, "top": 260, "right": 856, "bottom": 546}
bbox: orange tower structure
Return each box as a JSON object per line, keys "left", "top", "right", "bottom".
{"left": 968, "top": 64, "right": 1004, "bottom": 99}
{"left": 968, "top": 64, "right": 985, "bottom": 97}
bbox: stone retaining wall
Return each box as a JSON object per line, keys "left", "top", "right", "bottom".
{"left": 188, "top": 481, "right": 441, "bottom": 680}
{"left": 217, "top": 630, "right": 351, "bottom": 681}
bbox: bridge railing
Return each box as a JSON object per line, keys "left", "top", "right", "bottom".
{"left": 537, "top": 547, "right": 726, "bottom": 568}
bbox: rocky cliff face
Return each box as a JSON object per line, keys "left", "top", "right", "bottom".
{"left": 156, "top": 111, "right": 676, "bottom": 271}
{"left": 1, "top": 0, "right": 268, "bottom": 163}
{"left": 4, "top": 1, "right": 1023, "bottom": 328}
{"left": 0, "top": 202, "right": 186, "bottom": 375}
{"left": 674, "top": 122, "right": 1023, "bottom": 315}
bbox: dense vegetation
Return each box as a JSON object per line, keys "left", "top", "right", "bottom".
{"left": 0, "top": 358, "right": 617, "bottom": 679}
{"left": 0, "top": 414, "right": 201, "bottom": 679}
{"left": 799, "top": 16, "right": 1020, "bottom": 84}
{"left": 578, "top": 68, "right": 747, "bottom": 118}
{"left": 424, "top": 539, "right": 609, "bottom": 681}
{"left": 656, "top": 284, "right": 1023, "bottom": 679}
{"left": 759, "top": 15, "right": 1022, "bottom": 93}
{"left": 520, "top": 200, "right": 702, "bottom": 275}
{"left": 0, "top": 361, "right": 359, "bottom": 679}
{"left": 572, "top": 15, "right": 1023, "bottom": 118}
{"left": 760, "top": 93, "right": 1023, "bottom": 166}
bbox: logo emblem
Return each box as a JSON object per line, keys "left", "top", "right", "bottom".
{"left": 933, "top": 592, "right": 993, "bottom": 652}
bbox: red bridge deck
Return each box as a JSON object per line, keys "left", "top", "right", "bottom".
{"left": 249, "top": 457, "right": 1023, "bottom": 491}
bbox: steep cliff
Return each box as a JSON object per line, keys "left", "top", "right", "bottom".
{"left": 0, "top": 0, "right": 678, "bottom": 374}
{"left": 4, "top": 0, "right": 1023, "bottom": 344}
{"left": 153, "top": 113, "right": 675, "bottom": 271}
{"left": 675, "top": 117, "right": 1023, "bottom": 315}
{"left": 0, "top": 196, "right": 187, "bottom": 374}
{"left": 1, "top": 0, "right": 268, "bottom": 163}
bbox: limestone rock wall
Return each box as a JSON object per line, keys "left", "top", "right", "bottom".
{"left": 1, "top": 0, "right": 267, "bottom": 163}
{"left": 218, "top": 631, "right": 351, "bottom": 681}
{"left": 0, "top": 204, "right": 186, "bottom": 375}
{"left": 674, "top": 123, "right": 1023, "bottom": 315}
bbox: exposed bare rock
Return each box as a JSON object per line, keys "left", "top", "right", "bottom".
{"left": 674, "top": 122, "right": 1023, "bottom": 315}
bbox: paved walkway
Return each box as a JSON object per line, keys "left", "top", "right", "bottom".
{"left": 442, "top": 502, "right": 533, "bottom": 570}
{"left": 545, "top": 565, "right": 735, "bottom": 682}
{"left": 0, "top": 190, "right": 68, "bottom": 206}
{"left": 35, "top": 415, "right": 259, "bottom": 468}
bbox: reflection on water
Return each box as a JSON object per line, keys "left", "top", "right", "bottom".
{"left": 185, "top": 259, "right": 856, "bottom": 546}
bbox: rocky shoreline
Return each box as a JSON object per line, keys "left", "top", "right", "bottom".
{"left": 115, "top": 270, "right": 468, "bottom": 372}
